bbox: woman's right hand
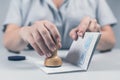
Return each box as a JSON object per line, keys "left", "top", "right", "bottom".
{"left": 19, "top": 20, "right": 62, "bottom": 57}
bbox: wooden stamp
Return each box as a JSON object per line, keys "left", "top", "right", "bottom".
{"left": 44, "top": 47, "right": 62, "bottom": 67}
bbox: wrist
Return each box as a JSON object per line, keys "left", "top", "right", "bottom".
{"left": 18, "top": 27, "right": 29, "bottom": 45}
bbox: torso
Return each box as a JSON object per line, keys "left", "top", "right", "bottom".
{"left": 21, "top": 0, "right": 97, "bottom": 49}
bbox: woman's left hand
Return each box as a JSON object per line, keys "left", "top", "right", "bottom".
{"left": 69, "top": 16, "right": 101, "bottom": 40}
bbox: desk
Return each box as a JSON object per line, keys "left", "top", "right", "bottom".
{"left": 0, "top": 47, "right": 120, "bottom": 80}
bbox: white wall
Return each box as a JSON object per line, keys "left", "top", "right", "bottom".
{"left": 0, "top": 0, "right": 10, "bottom": 48}
{"left": 0, "top": 0, "right": 120, "bottom": 48}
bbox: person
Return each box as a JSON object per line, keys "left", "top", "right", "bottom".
{"left": 3, "top": 0, "right": 117, "bottom": 57}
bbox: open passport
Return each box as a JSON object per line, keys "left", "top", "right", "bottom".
{"left": 34, "top": 32, "right": 101, "bottom": 74}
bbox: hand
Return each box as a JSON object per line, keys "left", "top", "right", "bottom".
{"left": 69, "top": 16, "right": 101, "bottom": 40}
{"left": 19, "top": 20, "right": 61, "bottom": 57}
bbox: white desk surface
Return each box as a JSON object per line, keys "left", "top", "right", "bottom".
{"left": 0, "top": 47, "right": 120, "bottom": 80}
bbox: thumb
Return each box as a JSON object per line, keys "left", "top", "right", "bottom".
{"left": 69, "top": 27, "right": 78, "bottom": 40}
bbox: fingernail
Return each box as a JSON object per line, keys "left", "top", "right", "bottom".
{"left": 40, "top": 52, "right": 44, "bottom": 55}
{"left": 72, "top": 34, "right": 76, "bottom": 40}
{"left": 46, "top": 54, "right": 49, "bottom": 58}
{"left": 79, "top": 33, "right": 83, "bottom": 36}
{"left": 52, "top": 47, "right": 56, "bottom": 51}
{"left": 57, "top": 38, "right": 61, "bottom": 43}
{"left": 58, "top": 42, "right": 62, "bottom": 48}
{"left": 51, "top": 44, "right": 56, "bottom": 51}
{"left": 47, "top": 53, "right": 52, "bottom": 57}
{"left": 78, "top": 32, "right": 83, "bottom": 37}
{"left": 50, "top": 44, "right": 56, "bottom": 51}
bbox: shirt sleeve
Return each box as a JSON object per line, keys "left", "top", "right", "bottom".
{"left": 2, "top": 0, "right": 22, "bottom": 32}
{"left": 96, "top": 0, "right": 117, "bottom": 27}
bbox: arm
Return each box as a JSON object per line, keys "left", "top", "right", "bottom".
{"left": 3, "top": 20, "right": 62, "bottom": 57}
{"left": 69, "top": 17, "right": 116, "bottom": 52}
{"left": 95, "top": 0, "right": 117, "bottom": 51}
{"left": 3, "top": 24, "right": 28, "bottom": 52}
{"left": 96, "top": 25, "right": 116, "bottom": 51}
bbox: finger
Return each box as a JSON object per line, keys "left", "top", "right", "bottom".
{"left": 31, "top": 29, "right": 52, "bottom": 58}
{"left": 88, "top": 19, "right": 97, "bottom": 32}
{"left": 44, "top": 21, "right": 61, "bottom": 45}
{"left": 27, "top": 34, "right": 44, "bottom": 56}
{"left": 96, "top": 24, "right": 101, "bottom": 32}
{"left": 77, "top": 16, "right": 91, "bottom": 37}
{"left": 69, "top": 27, "right": 78, "bottom": 40}
{"left": 57, "top": 42, "right": 62, "bottom": 48}
{"left": 37, "top": 23, "right": 57, "bottom": 52}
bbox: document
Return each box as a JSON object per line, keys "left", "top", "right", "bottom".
{"left": 35, "top": 32, "right": 101, "bottom": 74}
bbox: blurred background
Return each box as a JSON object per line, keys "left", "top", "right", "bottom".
{"left": 0, "top": 0, "right": 120, "bottom": 49}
